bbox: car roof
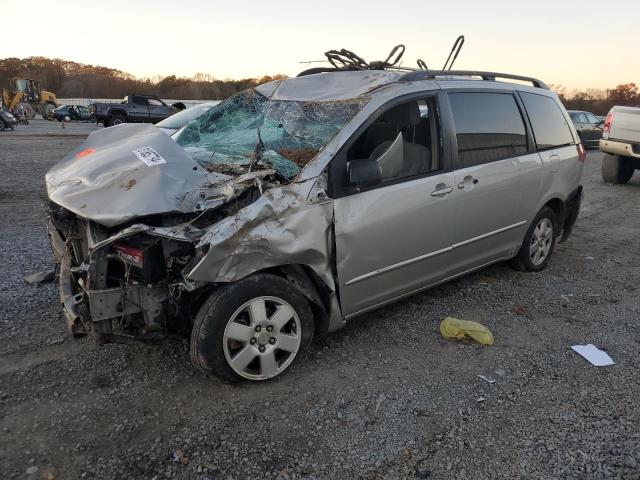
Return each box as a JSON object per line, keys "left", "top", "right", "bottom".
{"left": 256, "top": 69, "right": 549, "bottom": 102}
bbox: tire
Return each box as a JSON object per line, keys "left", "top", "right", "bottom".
{"left": 601, "top": 154, "right": 634, "bottom": 184}
{"left": 107, "top": 114, "right": 125, "bottom": 127}
{"left": 43, "top": 102, "right": 55, "bottom": 120}
{"left": 19, "top": 102, "right": 35, "bottom": 120}
{"left": 0, "top": 120, "right": 6, "bottom": 131}
{"left": 512, "top": 206, "right": 558, "bottom": 272}
{"left": 190, "top": 273, "right": 314, "bottom": 382}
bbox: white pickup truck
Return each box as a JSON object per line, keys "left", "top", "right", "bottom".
{"left": 600, "top": 105, "right": 640, "bottom": 183}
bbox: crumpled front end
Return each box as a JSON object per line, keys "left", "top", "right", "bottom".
{"left": 45, "top": 125, "right": 342, "bottom": 343}
{"left": 45, "top": 124, "right": 288, "bottom": 342}
{"left": 47, "top": 203, "right": 205, "bottom": 342}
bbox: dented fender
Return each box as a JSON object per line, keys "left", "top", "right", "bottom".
{"left": 187, "top": 178, "right": 337, "bottom": 293}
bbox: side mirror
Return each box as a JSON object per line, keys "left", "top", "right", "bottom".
{"left": 348, "top": 159, "right": 383, "bottom": 188}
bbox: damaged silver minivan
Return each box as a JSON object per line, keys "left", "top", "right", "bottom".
{"left": 46, "top": 68, "right": 584, "bottom": 382}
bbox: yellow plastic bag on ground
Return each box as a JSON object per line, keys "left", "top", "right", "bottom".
{"left": 439, "top": 317, "right": 494, "bottom": 345}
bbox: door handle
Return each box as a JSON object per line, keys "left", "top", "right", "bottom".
{"left": 431, "top": 186, "right": 453, "bottom": 197}
{"left": 549, "top": 154, "right": 560, "bottom": 160}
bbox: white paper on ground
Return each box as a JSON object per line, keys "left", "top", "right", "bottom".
{"left": 571, "top": 344, "right": 615, "bottom": 366}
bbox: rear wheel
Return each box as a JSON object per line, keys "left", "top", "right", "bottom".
{"left": 0, "top": 120, "right": 6, "bottom": 131}
{"left": 190, "top": 274, "right": 314, "bottom": 382}
{"left": 602, "top": 154, "right": 634, "bottom": 184}
{"left": 108, "top": 114, "right": 125, "bottom": 127}
{"left": 512, "top": 206, "right": 557, "bottom": 272}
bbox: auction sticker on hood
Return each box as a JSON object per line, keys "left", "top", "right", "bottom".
{"left": 132, "top": 146, "right": 167, "bottom": 166}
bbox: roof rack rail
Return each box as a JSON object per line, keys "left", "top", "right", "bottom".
{"left": 399, "top": 70, "right": 549, "bottom": 89}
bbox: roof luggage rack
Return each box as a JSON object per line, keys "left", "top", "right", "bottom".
{"left": 298, "top": 45, "right": 407, "bottom": 77}
{"left": 399, "top": 70, "right": 549, "bottom": 89}
{"left": 296, "top": 38, "right": 549, "bottom": 90}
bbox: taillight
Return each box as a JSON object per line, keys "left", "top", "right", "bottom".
{"left": 577, "top": 143, "right": 586, "bottom": 162}
{"left": 603, "top": 112, "right": 615, "bottom": 138}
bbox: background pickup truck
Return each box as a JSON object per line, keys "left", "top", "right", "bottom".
{"left": 95, "top": 94, "right": 178, "bottom": 127}
{"left": 600, "top": 105, "right": 640, "bottom": 184}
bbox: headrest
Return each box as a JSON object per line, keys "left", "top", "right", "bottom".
{"left": 382, "top": 102, "right": 421, "bottom": 126}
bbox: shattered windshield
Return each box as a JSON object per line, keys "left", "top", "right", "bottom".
{"left": 174, "top": 89, "right": 368, "bottom": 180}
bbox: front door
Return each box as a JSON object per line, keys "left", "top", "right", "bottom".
{"left": 444, "top": 91, "right": 533, "bottom": 273}
{"left": 332, "top": 94, "right": 456, "bottom": 317}
{"left": 129, "top": 95, "right": 150, "bottom": 122}
{"left": 149, "top": 98, "right": 171, "bottom": 123}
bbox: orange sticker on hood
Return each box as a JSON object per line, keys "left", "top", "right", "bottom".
{"left": 75, "top": 148, "right": 96, "bottom": 158}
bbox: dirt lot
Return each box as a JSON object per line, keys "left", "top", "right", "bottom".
{"left": 1, "top": 121, "right": 639, "bottom": 479}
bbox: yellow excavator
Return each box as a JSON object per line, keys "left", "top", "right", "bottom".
{"left": 1, "top": 78, "right": 58, "bottom": 120}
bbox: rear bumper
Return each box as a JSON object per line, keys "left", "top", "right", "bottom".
{"left": 599, "top": 138, "right": 640, "bottom": 159}
{"left": 560, "top": 185, "right": 582, "bottom": 242}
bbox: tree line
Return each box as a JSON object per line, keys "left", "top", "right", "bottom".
{"left": 1, "top": 57, "right": 638, "bottom": 112}
{"left": 551, "top": 83, "right": 639, "bottom": 115}
{"left": 0, "top": 57, "right": 285, "bottom": 100}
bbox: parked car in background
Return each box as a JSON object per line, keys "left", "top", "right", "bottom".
{"left": 52, "top": 105, "right": 91, "bottom": 122}
{"left": 568, "top": 110, "right": 603, "bottom": 147}
{"left": 0, "top": 107, "right": 17, "bottom": 130}
{"left": 46, "top": 69, "right": 584, "bottom": 382}
{"left": 155, "top": 101, "right": 220, "bottom": 135}
{"left": 600, "top": 105, "right": 640, "bottom": 183}
{"left": 95, "top": 94, "right": 178, "bottom": 127}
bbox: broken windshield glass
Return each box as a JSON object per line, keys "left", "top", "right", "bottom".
{"left": 173, "top": 89, "right": 368, "bottom": 180}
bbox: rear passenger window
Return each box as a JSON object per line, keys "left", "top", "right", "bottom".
{"left": 449, "top": 92, "right": 527, "bottom": 168}
{"left": 132, "top": 96, "right": 148, "bottom": 106}
{"left": 520, "top": 92, "right": 574, "bottom": 150}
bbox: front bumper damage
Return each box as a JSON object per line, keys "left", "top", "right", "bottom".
{"left": 45, "top": 124, "right": 343, "bottom": 344}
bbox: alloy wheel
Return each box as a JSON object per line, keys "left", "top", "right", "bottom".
{"left": 529, "top": 218, "right": 554, "bottom": 266}
{"left": 222, "top": 296, "right": 301, "bottom": 381}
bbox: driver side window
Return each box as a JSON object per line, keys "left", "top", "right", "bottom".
{"left": 347, "top": 97, "right": 440, "bottom": 183}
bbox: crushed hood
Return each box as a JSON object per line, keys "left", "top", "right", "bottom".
{"left": 46, "top": 124, "right": 260, "bottom": 228}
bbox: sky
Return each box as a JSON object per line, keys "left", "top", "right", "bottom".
{"left": 3, "top": 0, "right": 639, "bottom": 90}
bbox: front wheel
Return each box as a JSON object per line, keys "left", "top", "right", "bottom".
{"left": 190, "top": 274, "right": 314, "bottom": 382}
{"left": 512, "top": 206, "right": 557, "bottom": 272}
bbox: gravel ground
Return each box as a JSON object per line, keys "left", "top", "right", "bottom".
{"left": 0, "top": 127, "right": 639, "bottom": 480}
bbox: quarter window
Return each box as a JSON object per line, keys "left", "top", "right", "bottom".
{"left": 520, "top": 92, "right": 574, "bottom": 150}
{"left": 449, "top": 92, "right": 528, "bottom": 168}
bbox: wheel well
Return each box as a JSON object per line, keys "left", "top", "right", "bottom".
{"left": 265, "top": 264, "right": 333, "bottom": 336}
{"left": 544, "top": 198, "right": 565, "bottom": 232}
